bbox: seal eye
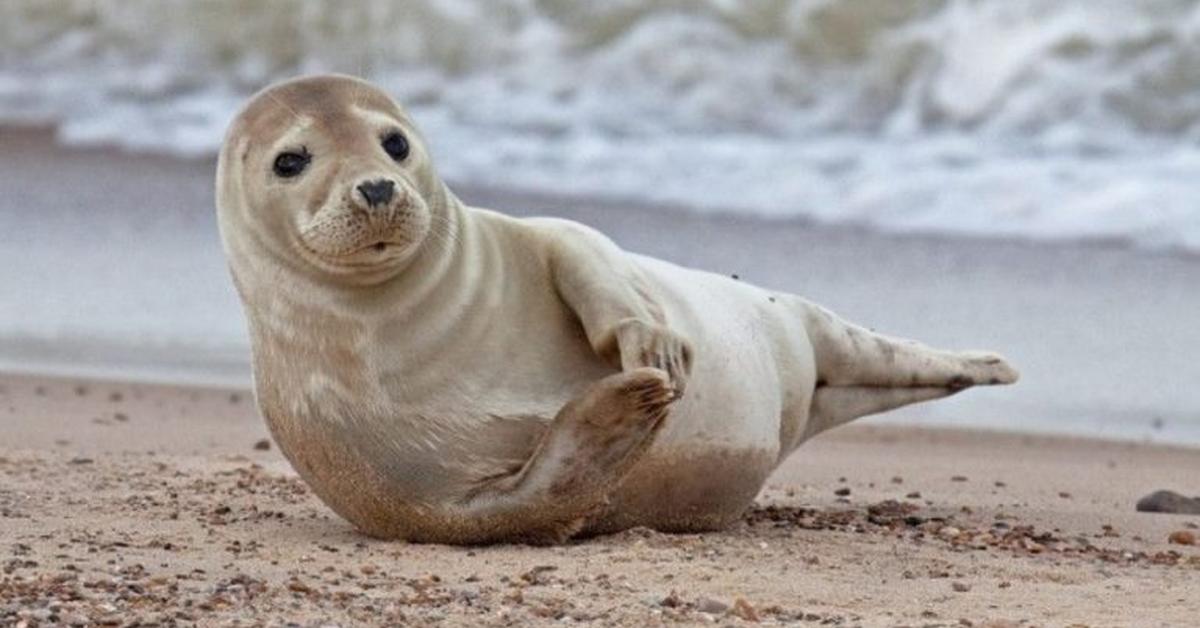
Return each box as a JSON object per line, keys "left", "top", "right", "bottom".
{"left": 273, "top": 149, "right": 311, "bottom": 178}
{"left": 382, "top": 131, "right": 409, "bottom": 162}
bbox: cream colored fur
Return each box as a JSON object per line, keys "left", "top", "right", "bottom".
{"left": 216, "top": 75, "right": 1018, "bottom": 544}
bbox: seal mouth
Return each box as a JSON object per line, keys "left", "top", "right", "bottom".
{"left": 294, "top": 191, "right": 432, "bottom": 277}
{"left": 349, "top": 234, "right": 409, "bottom": 257}
{"left": 292, "top": 229, "right": 415, "bottom": 273}
{"left": 324, "top": 236, "right": 410, "bottom": 264}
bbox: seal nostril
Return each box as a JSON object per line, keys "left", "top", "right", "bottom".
{"left": 357, "top": 179, "right": 395, "bottom": 208}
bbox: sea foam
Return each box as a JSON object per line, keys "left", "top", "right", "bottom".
{"left": 2, "top": 0, "right": 1199, "bottom": 252}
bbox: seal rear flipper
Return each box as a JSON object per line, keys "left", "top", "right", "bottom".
{"left": 796, "top": 297, "right": 1019, "bottom": 390}
{"left": 805, "top": 385, "right": 961, "bottom": 439}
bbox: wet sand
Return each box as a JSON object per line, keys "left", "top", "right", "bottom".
{"left": 2, "top": 373, "right": 1198, "bottom": 626}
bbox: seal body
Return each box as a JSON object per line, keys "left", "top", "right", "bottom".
{"left": 217, "top": 75, "right": 1018, "bottom": 544}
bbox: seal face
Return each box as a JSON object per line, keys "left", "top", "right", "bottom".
{"left": 217, "top": 75, "right": 1018, "bottom": 544}
{"left": 219, "top": 76, "right": 442, "bottom": 286}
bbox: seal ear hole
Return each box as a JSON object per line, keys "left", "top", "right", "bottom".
{"left": 273, "top": 147, "right": 311, "bottom": 178}
{"left": 381, "top": 131, "right": 410, "bottom": 162}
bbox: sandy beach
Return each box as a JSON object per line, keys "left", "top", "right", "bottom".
{"left": 2, "top": 372, "right": 1198, "bottom": 626}
{"left": 2, "top": 130, "right": 1200, "bottom": 626}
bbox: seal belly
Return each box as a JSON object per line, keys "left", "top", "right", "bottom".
{"left": 585, "top": 446, "right": 776, "bottom": 535}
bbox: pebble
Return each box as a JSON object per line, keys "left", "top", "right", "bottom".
{"left": 731, "top": 598, "right": 760, "bottom": 621}
{"left": 1137, "top": 490, "right": 1200, "bottom": 515}
{"left": 952, "top": 582, "right": 971, "bottom": 593}
{"left": 834, "top": 487, "right": 851, "bottom": 497}
{"left": 938, "top": 526, "right": 962, "bottom": 539}
{"left": 253, "top": 439, "right": 272, "bottom": 451}
{"left": 1168, "top": 530, "right": 1196, "bottom": 546}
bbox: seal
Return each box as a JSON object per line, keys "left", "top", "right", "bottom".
{"left": 216, "top": 75, "right": 1019, "bottom": 544}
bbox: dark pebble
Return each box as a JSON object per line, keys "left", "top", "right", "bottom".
{"left": 1136, "top": 490, "right": 1200, "bottom": 515}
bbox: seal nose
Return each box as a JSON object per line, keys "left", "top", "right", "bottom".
{"left": 356, "top": 179, "right": 395, "bottom": 209}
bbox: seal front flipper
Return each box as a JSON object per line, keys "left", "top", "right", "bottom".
{"left": 450, "top": 367, "right": 676, "bottom": 544}
{"left": 536, "top": 219, "right": 694, "bottom": 395}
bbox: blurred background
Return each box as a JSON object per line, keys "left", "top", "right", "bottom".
{"left": 1, "top": 0, "right": 1198, "bottom": 443}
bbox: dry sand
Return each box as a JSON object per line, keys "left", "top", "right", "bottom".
{"left": 2, "top": 373, "right": 1197, "bottom": 627}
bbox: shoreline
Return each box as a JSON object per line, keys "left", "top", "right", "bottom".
{"left": 8, "top": 124, "right": 1200, "bottom": 262}
{"left": 5, "top": 368, "right": 1198, "bottom": 452}
{"left": 2, "top": 371, "right": 1198, "bottom": 626}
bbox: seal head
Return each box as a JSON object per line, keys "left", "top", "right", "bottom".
{"left": 217, "top": 74, "right": 448, "bottom": 286}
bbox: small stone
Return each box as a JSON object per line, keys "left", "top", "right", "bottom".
{"left": 1168, "top": 530, "right": 1196, "bottom": 545}
{"left": 731, "top": 598, "right": 760, "bottom": 622}
{"left": 253, "top": 439, "right": 271, "bottom": 451}
{"left": 834, "top": 487, "right": 851, "bottom": 497}
{"left": 697, "top": 597, "right": 729, "bottom": 614}
{"left": 951, "top": 475, "right": 968, "bottom": 482}
{"left": 660, "top": 590, "right": 683, "bottom": 608}
{"left": 1137, "top": 490, "right": 1200, "bottom": 515}
{"left": 520, "top": 564, "right": 557, "bottom": 585}
{"left": 952, "top": 582, "right": 971, "bottom": 593}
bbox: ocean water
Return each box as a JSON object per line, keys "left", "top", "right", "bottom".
{"left": 3, "top": 0, "right": 1200, "bottom": 252}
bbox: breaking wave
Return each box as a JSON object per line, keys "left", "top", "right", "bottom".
{"left": 3, "top": 0, "right": 1200, "bottom": 251}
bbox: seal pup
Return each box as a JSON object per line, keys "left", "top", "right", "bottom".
{"left": 216, "top": 75, "right": 1018, "bottom": 544}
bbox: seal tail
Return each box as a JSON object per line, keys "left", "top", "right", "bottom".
{"left": 796, "top": 298, "right": 1018, "bottom": 437}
